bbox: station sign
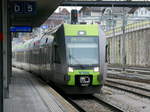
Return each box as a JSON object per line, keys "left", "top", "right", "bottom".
{"left": 10, "top": 26, "right": 32, "bottom": 32}
{"left": 11, "top": 1, "right": 36, "bottom": 14}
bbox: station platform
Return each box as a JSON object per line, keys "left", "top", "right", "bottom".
{"left": 4, "top": 68, "right": 78, "bottom": 112}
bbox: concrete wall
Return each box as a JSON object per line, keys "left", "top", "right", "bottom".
{"left": 107, "top": 27, "right": 150, "bottom": 67}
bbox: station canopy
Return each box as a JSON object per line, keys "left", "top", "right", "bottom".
{"left": 11, "top": 0, "right": 150, "bottom": 27}
{"left": 62, "top": 0, "right": 150, "bottom": 7}
{"left": 11, "top": 0, "right": 63, "bottom": 27}
{"left": 67, "top": 0, "right": 150, "bottom": 1}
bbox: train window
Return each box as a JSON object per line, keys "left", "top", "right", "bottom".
{"left": 35, "top": 40, "right": 40, "bottom": 47}
{"left": 30, "top": 42, "right": 34, "bottom": 48}
{"left": 40, "top": 38, "right": 46, "bottom": 45}
{"left": 46, "top": 38, "right": 48, "bottom": 43}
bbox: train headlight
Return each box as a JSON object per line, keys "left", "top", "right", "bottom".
{"left": 94, "top": 67, "right": 99, "bottom": 72}
{"left": 68, "top": 67, "right": 74, "bottom": 72}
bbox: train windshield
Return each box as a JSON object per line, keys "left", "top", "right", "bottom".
{"left": 66, "top": 36, "right": 99, "bottom": 65}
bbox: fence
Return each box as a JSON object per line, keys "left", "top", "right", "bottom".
{"left": 105, "top": 20, "right": 150, "bottom": 37}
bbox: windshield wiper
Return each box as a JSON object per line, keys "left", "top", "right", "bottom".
{"left": 69, "top": 54, "right": 85, "bottom": 69}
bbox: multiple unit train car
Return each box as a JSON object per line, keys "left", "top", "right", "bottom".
{"left": 12, "top": 24, "right": 107, "bottom": 94}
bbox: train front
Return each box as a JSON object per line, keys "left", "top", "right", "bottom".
{"left": 64, "top": 24, "right": 104, "bottom": 94}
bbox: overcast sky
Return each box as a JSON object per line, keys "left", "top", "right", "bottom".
{"left": 55, "top": 6, "right": 82, "bottom": 12}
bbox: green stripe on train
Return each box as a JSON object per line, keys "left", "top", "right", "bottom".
{"left": 67, "top": 70, "right": 100, "bottom": 86}
{"left": 64, "top": 24, "right": 99, "bottom": 36}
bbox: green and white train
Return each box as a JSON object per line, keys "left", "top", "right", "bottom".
{"left": 12, "top": 24, "right": 107, "bottom": 94}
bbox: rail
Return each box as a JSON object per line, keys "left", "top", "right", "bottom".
{"left": 105, "top": 80, "right": 150, "bottom": 99}
{"left": 66, "top": 95, "right": 124, "bottom": 112}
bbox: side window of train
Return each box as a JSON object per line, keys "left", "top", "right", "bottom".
{"left": 40, "top": 38, "right": 45, "bottom": 46}
{"left": 46, "top": 38, "right": 48, "bottom": 44}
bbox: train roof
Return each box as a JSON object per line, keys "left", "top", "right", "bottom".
{"left": 12, "top": 24, "right": 100, "bottom": 51}
{"left": 12, "top": 35, "right": 53, "bottom": 51}
{"left": 63, "top": 24, "right": 99, "bottom": 36}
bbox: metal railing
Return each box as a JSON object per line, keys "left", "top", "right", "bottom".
{"left": 105, "top": 20, "right": 150, "bottom": 37}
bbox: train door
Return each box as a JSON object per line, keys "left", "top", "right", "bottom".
{"left": 51, "top": 42, "right": 61, "bottom": 83}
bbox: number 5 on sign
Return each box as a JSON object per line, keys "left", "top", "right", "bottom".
{"left": 27, "top": 5, "right": 33, "bottom": 12}
{"left": 24, "top": 2, "right": 36, "bottom": 14}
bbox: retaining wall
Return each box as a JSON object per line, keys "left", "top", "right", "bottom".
{"left": 107, "top": 27, "right": 150, "bottom": 67}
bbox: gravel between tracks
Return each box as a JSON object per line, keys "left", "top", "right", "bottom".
{"left": 107, "top": 70, "right": 150, "bottom": 83}
{"left": 97, "top": 86, "right": 150, "bottom": 112}
{"left": 106, "top": 78, "right": 150, "bottom": 91}
{"left": 69, "top": 95, "right": 117, "bottom": 112}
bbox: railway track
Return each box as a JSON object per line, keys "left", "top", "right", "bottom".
{"left": 108, "top": 67, "right": 150, "bottom": 75}
{"left": 105, "top": 79, "right": 150, "bottom": 99}
{"left": 66, "top": 95, "right": 124, "bottom": 112}
{"left": 46, "top": 77, "right": 124, "bottom": 112}
{"left": 47, "top": 82, "right": 121, "bottom": 112}
{"left": 107, "top": 66, "right": 150, "bottom": 83}
{"left": 44, "top": 78, "right": 122, "bottom": 112}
